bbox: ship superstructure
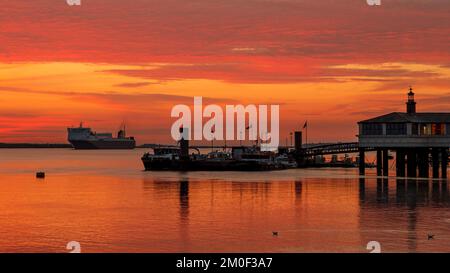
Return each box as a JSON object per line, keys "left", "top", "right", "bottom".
{"left": 67, "top": 123, "right": 135, "bottom": 149}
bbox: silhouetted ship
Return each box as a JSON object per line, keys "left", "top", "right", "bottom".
{"left": 141, "top": 125, "right": 298, "bottom": 173}
{"left": 68, "top": 123, "right": 135, "bottom": 150}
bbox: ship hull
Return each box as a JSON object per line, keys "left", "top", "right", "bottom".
{"left": 142, "top": 157, "right": 287, "bottom": 172}
{"left": 69, "top": 140, "right": 136, "bottom": 150}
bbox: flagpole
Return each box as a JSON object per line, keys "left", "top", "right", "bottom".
{"left": 211, "top": 129, "right": 215, "bottom": 152}
{"left": 305, "top": 120, "right": 308, "bottom": 148}
{"left": 306, "top": 124, "right": 308, "bottom": 148}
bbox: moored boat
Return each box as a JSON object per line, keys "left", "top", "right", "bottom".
{"left": 141, "top": 145, "right": 294, "bottom": 172}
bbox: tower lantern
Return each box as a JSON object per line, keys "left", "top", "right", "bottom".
{"left": 406, "top": 87, "right": 416, "bottom": 114}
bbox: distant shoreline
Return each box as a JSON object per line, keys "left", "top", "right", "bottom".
{"left": 0, "top": 143, "right": 154, "bottom": 149}
{"left": 0, "top": 143, "right": 73, "bottom": 148}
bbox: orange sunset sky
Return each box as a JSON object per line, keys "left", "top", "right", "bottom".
{"left": 0, "top": 0, "right": 449, "bottom": 144}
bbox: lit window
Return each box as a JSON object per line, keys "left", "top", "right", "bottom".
{"left": 432, "top": 123, "right": 444, "bottom": 135}
{"left": 420, "top": 124, "right": 431, "bottom": 135}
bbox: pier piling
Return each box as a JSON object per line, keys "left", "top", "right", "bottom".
{"left": 407, "top": 150, "right": 417, "bottom": 178}
{"left": 442, "top": 149, "right": 448, "bottom": 179}
{"left": 382, "top": 149, "right": 389, "bottom": 177}
{"left": 396, "top": 149, "right": 406, "bottom": 177}
{"left": 359, "top": 148, "right": 365, "bottom": 175}
{"left": 418, "top": 149, "right": 429, "bottom": 178}
{"left": 432, "top": 148, "right": 440, "bottom": 179}
{"left": 376, "top": 149, "right": 382, "bottom": 176}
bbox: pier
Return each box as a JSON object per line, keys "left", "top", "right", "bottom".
{"left": 141, "top": 88, "right": 448, "bottom": 176}
{"left": 357, "top": 88, "right": 450, "bottom": 179}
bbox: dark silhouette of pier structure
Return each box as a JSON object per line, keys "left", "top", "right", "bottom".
{"left": 144, "top": 89, "right": 448, "bottom": 177}
{"left": 357, "top": 88, "right": 449, "bottom": 179}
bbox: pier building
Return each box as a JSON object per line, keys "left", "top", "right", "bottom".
{"left": 358, "top": 88, "right": 450, "bottom": 178}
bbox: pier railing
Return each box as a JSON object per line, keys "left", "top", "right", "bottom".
{"left": 140, "top": 142, "right": 374, "bottom": 156}
{"left": 302, "top": 142, "right": 375, "bottom": 156}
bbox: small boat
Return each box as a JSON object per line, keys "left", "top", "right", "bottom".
{"left": 275, "top": 154, "right": 298, "bottom": 169}
{"left": 141, "top": 146, "right": 182, "bottom": 170}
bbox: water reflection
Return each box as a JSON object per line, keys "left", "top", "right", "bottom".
{"left": 396, "top": 179, "right": 406, "bottom": 205}
{"left": 295, "top": 181, "right": 302, "bottom": 198}
{"left": 375, "top": 178, "right": 389, "bottom": 204}
{"left": 137, "top": 176, "right": 450, "bottom": 252}
{"left": 359, "top": 178, "right": 450, "bottom": 252}
{"left": 359, "top": 178, "right": 450, "bottom": 206}
{"left": 179, "top": 180, "right": 189, "bottom": 221}
{"left": 179, "top": 179, "right": 190, "bottom": 250}
{"left": 1, "top": 149, "right": 448, "bottom": 252}
{"left": 359, "top": 178, "right": 365, "bottom": 202}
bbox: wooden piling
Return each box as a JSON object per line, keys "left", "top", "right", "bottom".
{"left": 407, "top": 150, "right": 417, "bottom": 178}
{"left": 432, "top": 148, "right": 440, "bottom": 179}
{"left": 382, "top": 149, "right": 389, "bottom": 177}
{"left": 376, "top": 149, "right": 382, "bottom": 176}
{"left": 442, "top": 148, "right": 448, "bottom": 179}
{"left": 359, "top": 148, "right": 365, "bottom": 176}
{"left": 396, "top": 149, "right": 406, "bottom": 177}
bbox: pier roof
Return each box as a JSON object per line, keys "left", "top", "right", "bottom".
{"left": 358, "top": 112, "right": 450, "bottom": 124}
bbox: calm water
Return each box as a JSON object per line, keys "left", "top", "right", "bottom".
{"left": 0, "top": 149, "right": 449, "bottom": 253}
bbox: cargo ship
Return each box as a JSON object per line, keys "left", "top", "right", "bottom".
{"left": 67, "top": 123, "right": 136, "bottom": 150}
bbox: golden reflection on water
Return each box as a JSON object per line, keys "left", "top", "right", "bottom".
{"left": 0, "top": 149, "right": 449, "bottom": 253}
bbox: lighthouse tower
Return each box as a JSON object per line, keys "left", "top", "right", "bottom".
{"left": 406, "top": 87, "right": 416, "bottom": 114}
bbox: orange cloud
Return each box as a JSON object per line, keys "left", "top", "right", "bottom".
{"left": 0, "top": 1, "right": 449, "bottom": 143}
